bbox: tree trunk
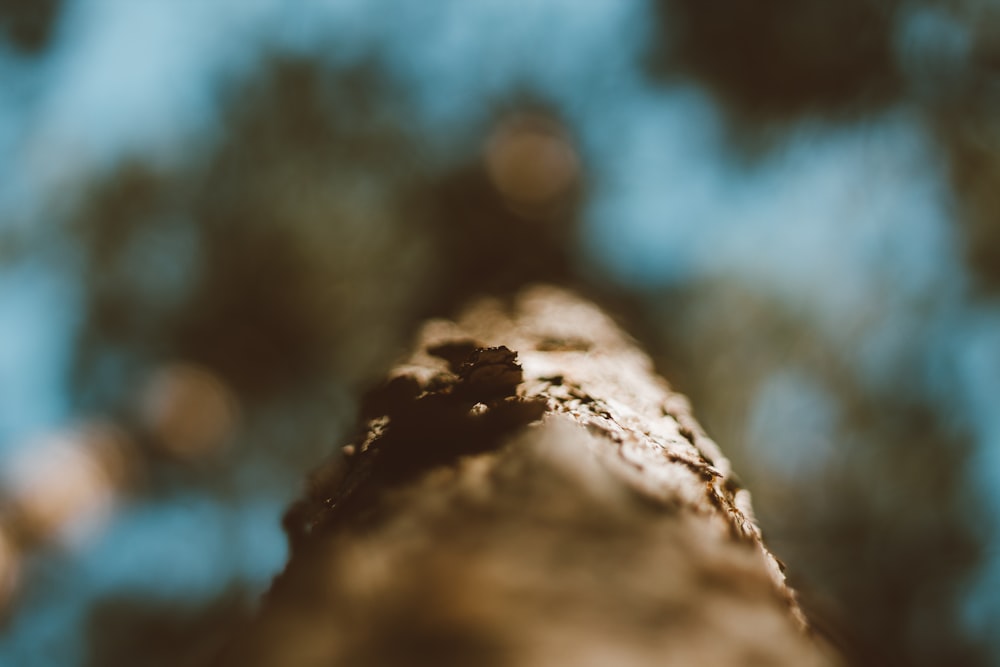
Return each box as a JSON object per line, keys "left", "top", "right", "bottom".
{"left": 216, "top": 285, "right": 839, "bottom": 666}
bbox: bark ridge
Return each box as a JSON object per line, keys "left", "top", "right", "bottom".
{"left": 219, "top": 285, "right": 838, "bottom": 666}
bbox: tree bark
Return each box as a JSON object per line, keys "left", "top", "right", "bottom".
{"left": 217, "top": 285, "right": 839, "bottom": 666}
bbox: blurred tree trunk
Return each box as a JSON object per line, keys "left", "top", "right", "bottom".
{"left": 216, "top": 286, "right": 839, "bottom": 666}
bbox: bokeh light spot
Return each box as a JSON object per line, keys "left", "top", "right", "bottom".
{"left": 1, "top": 424, "right": 131, "bottom": 548}
{"left": 485, "top": 113, "right": 579, "bottom": 219}
{"left": 140, "top": 363, "right": 239, "bottom": 461}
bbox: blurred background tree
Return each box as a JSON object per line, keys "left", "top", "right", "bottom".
{"left": 0, "top": 1, "right": 998, "bottom": 666}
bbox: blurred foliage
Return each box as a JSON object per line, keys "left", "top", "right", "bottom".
{"left": 651, "top": 0, "right": 1000, "bottom": 292}
{"left": 912, "top": 3, "right": 1000, "bottom": 292}
{"left": 70, "top": 57, "right": 432, "bottom": 414}
{"left": 648, "top": 0, "right": 901, "bottom": 121}
{"left": 68, "top": 58, "right": 581, "bottom": 421}
{"left": 4, "top": 2, "right": 1000, "bottom": 666}
{"left": 84, "top": 588, "right": 251, "bottom": 667}
{"left": 0, "top": 0, "right": 62, "bottom": 54}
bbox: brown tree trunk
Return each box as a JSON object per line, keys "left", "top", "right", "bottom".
{"left": 217, "top": 286, "right": 840, "bottom": 666}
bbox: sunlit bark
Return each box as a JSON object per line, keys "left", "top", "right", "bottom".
{"left": 217, "top": 286, "right": 838, "bottom": 666}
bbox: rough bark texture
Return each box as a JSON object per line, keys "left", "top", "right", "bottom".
{"left": 217, "top": 286, "right": 839, "bottom": 666}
